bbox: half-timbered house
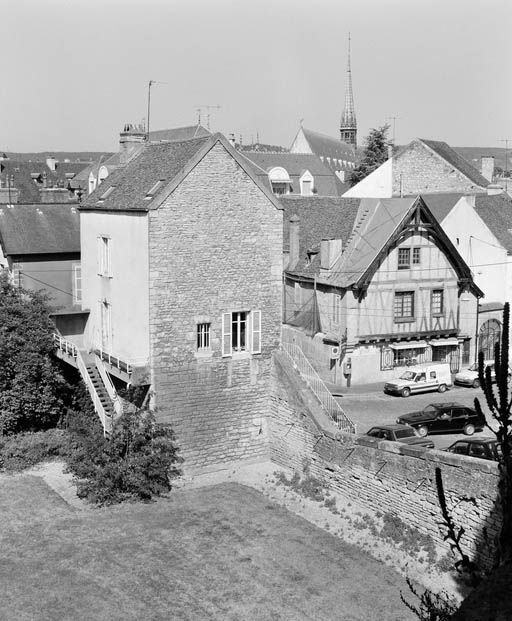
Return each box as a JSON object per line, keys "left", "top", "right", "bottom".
{"left": 282, "top": 196, "right": 482, "bottom": 386}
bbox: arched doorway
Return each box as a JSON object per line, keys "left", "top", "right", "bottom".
{"left": 478, "top": 319, "right": 501, "bottom": 360}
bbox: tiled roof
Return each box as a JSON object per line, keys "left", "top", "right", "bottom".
{"left": 0, "top": 203, "right": 80, "bottom": 255}
{"left": 323, "top": 198, "right": 417, "bottom": 287}
{"left": 474, "top": 193, "right": 512, "bottom": 253}
{"left": 420, "top": 139, "right": 490, "bottom": 188}
{"left": 82, "top": 136, "right": 211, "bottom": 211}
{"left": 149, "top": 125, "right": 210, "bottom": 142}
{"left": 281, "top": 196, "right": 362, "bottom": 276}
{"left": 420, "top": 193, "right": 464, "bottom": 223}
{"left": 302, "top": 128, "right": 356, "bottom": 162}
{"left": 242, "top": 152, "right": 342, "bottom": 196}
{"left": 0, "top": 160, "right": 87, "bottom": 202}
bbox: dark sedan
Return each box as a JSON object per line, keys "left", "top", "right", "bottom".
{"left": 445, "top": 438, "right": 501, "bottom": 461}
{"left": 396, "top": 402, "right": 486, "bottom": 437}
{"left": 364, "top": 424, "right": 434, "bottom": 448}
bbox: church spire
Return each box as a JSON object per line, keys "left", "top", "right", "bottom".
{"left": 340, "top": 33, "right": 357, "bottom": 147}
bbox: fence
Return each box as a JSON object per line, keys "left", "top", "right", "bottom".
{"left": 281, "top": 342, "right": 356, "bottom": 434}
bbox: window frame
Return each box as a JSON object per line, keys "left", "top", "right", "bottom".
{"left": 222, "top": 310, "right": 261, "bottom": 357}
{"left": 97, "top": 235, "right": 112, "bottom": 277}
{"left": 412, "top": 247, "right": 421, "bottom": 265}
{"left": 72, "top": 262, "right": 82, "bottom": 305}
{"left": 394, "top": 291, "right": 415, "bottom": 322}
{"left": 431, "top": 289, "right": 444, "bottom": 316}
{"left": 196, "top": 322, "right": 211, "bottom": 352}
{"left": 397, "top": 248, "right": 411, "bottom": 270}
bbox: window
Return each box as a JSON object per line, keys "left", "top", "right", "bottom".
{"left": 412, "top": 247, "right": 421, "bottom": 265}
{"left": 431, "top": 289, "right": 444, "bottom": 315}
{"left": 393, "top": 347, "right": 421, "bottom": 366}
{"left": 97, "top": 236, "right": 111, "bottom": 277}
{"left": 397, "top": 248, "right": 410, "bottom": 269}
{"left": 197, "top": 323, "right": 211, "bottom": 351}
{"left": 333, "top": 294, "right": 341, "bottom": 324}
{"left": 72, "top": 263, "right": 82, "bottom": 305}
{"left": 271, "top": 181, "right": 290, "bottom": 195}
{"left": 222, "top": 310, "right": 261, "bottom": 356}
{"left": 394, "top": 291, "right": 414, "bottom": 321}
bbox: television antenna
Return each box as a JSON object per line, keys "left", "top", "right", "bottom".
{"left": 195, "top": 104, "right": 221, "bottom": 130}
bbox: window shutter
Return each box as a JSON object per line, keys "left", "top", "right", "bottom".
{"left": 251, "top": 310, "right": 261, "bottom": 354}
{"left": 222, "top": 313, "right": 232, "bottom": 357}
{"left": 97, "top": 237, "right": 102, "bottom": 275}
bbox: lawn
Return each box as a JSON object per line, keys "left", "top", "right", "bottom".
{"left": 0, "top": 475, "right": 415, "bottom": 620}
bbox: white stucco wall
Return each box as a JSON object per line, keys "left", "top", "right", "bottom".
{"left": 441, "top": 197, "right": 509, "bottom": 304}
{"left": 80, "top": 210, "right": 150, "bottom": 363}
{"left": 342, "top": 158, "right": 393, "bottom": 198}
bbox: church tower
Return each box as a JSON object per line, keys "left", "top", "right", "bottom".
{"left": 340, "top": 33, "right": 357, "bottom": 147}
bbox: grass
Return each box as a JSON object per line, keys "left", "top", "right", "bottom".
{"left": 0, "top": 475, "right": 416, "bottom": 621}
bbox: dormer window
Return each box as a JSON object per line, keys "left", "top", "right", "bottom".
{"left": 268, "top": 167, "right": 292, "bottom": 196}
{"left": 299, "top": 170, "right": 314, "bottom": 196}
{"left": 98, "top": 186, "right": 115, "bottom": 202}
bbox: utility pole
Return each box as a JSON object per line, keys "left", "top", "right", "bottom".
{"left": 386, "top": 116, "right": 399, "bottom": 144}
{"left": 499, "top": 139, "right": 511, "bottom": 177}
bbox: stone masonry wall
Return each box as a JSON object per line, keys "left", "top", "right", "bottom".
{"left": 271, "top": 350, "right": 502, "bottom": 568}
{"left": 149, "top": 141, "right": 282, "bottom": 472}
{"left": 393, "top": 140, "right": 486, "bottom": 196}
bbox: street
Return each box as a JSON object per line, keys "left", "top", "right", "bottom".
{"left": 337, "top": 384, "right": 496, "bottom": 450}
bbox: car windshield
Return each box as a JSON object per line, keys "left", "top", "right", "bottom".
{"left": 400, "top": 371, "right": 416, "bottom": 381}
{"left": 423, "top": 405, "right": 438, "bottom": 414}
{"left": 394, "top": 429, "right": 416, "bottom": 439}
{"left": 467, "top": 363, "right": 478, "bottom": 371}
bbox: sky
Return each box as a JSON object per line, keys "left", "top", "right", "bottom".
{"left": 1, "top": 0, "right": 511, "bottom": 153}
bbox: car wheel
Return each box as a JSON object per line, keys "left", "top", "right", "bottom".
{"left": 417, "top": 425, "right": 428, "bottom": 437}
{"left": 438, "top": 384, "right": 447, "bottom": 393}
{"left": 463, "top": 424, "right": 475, "bottom": 436}
{"left": 472, "top": 379, "right": 480, "bottom": 389}
{"left": 401, "top": 387, "right": 411, "bottom": 398}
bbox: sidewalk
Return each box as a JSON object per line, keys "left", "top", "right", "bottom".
{"left": 325, "top": 380, "right": 386, "bottom": 400}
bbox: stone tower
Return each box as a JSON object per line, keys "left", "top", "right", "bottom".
{"left": 340, "top": 34, "right": 357, "bottom": 147}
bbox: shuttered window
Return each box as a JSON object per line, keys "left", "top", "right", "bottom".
{"left": 251, "top": 310, "right": 261, "bottom": 354}
{"left": 222, "top": 310, "right": 262, "bottom": 356}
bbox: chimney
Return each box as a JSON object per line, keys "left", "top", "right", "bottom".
{"left": 481, "top": 155, "right": 495, "bottom": 183}
{"left": 387, "top": 144, "right": 394, "bottom": 160}
{"left": 46, "top": 156, "right": 57, "bottom": 171}
{"left": 228, "top": 133, "right": 236, "bottom": 148}
{"left": 119, "top": 123, "right": 147, "bottom": 164}
{"left": 42, "top": 171, "right": 48, "bottom": 188}
{"left": 320, "top": 239, "right": 343, "bottom": 273}
{"left": 288, "top": 215, "right": 300, "bottom": 270}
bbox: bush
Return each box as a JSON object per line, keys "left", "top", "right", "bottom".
{"left": 65, "top": 407, "right": 182, "bottom": 505}
{"left": 0, "top": 429, "right": 67, "bottom": 471}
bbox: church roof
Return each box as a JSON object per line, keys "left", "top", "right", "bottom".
{"left": 340, "top": 35, "right": 356, "bottom": 129}
{"left": 301, "top": 128, "right": 355, "bottom": 161}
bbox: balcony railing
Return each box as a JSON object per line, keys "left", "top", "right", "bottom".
{"left": 93, "top": 347, "right": 147, "bottom": 376}
{"left": 281, "top": 342, "right": 356, "bottom": 434}
{"left": 53, "top": 333, "right": 78, "bottom": 359}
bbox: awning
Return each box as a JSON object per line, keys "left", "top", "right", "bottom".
{"left": 389, "top": 341, "right": 428, "bottom": 350}
{"left": 429, "top": 338, "right": 459, "bottom": 347}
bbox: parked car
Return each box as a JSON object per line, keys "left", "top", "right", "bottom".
{"left": 383, "top": 363, "right": 452, "bottom": 397}
{"left": 454, "top": 360, "right": 494, "bottom": 388}
{"left": 396, "top": 402, "right": 485, "bottom": 437}
{"left": 445, "top": 438, "right": 501, "bottom": 461}
{"left": 364, "top": 424, "right": 434, "bottom": 448}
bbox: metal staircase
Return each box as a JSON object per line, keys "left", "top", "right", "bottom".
{"left": 85, "top": 362, "right": 115, "bottom": 420}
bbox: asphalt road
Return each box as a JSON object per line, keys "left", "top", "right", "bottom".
{"left": 337, "top": 384, "right": 496, "bottom": 450}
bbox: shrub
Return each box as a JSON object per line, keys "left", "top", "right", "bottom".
{"left": 65, "top": 407, "right": 182, "bottom": 505}
{"left": 0, "top": 429, "right": 67, "bottom": 471}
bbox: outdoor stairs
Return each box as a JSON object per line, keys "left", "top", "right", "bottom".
{"left": 85, "top": 363, "right": 115, "bottom": 419}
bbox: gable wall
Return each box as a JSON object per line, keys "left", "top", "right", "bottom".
{"left": 148, "top": 142, "right": 282, "bottom": 471}
{"left": 393, "top": 141, "right": 485, "bottom": 195}
{"left": 289, "top": 129, "right": 313, "bottom": 154}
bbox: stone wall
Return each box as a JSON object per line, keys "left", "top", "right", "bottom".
{"left": 148, "top": 141, "right": 282, "bottom": 471}
{"left": 270, "top": 350, "right": 502, "bottom": 568}
{"left": 393, "top": 140, "right": 486, "bottom": 196}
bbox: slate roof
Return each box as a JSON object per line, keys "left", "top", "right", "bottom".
{"left": 82, "top": 136, "right": 211, "bottom": 211}
{"left": 420, "top": 193, "right": 464, "bottom": 223}
{"left": 242, "top": 152, "right": 343, "bottom": 196}
{"left": 281, "top": 196, "right": 362, "bottom": 276}
{"left": 474, "top": 193, "right": 512, "bottom": 253}
{"left": 301, "top": 128, "right": 356, "bottom": 163}
{"left": 149, "top": 125, "right": 210, "bottom": 142}
{"left": 323, "top": 198, "right": 418, "bottom": 287}
{"left": 0, "top": 160, "right": 86, "bottom": 202}
{"left": 420, "top": 139, "right": 490, "bottom": 188}
{"left": 0, "top": 203, "right": 80, "bottom": 255}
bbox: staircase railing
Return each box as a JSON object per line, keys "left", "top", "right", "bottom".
{"left": 281, "top": 342, "right": 356, "bottom": 434}
{"left": 53, "top": 333, "right": 78, "bottom": 359}
{"left": 94, "top": 354, "right": 123, "bottom": 418}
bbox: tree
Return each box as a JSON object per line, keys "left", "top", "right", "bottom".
{"left": 0, "top": 271, "right": 67, "bottom": 434}
{"left": 349, "top": 124, "right": 390, "bottom": 186}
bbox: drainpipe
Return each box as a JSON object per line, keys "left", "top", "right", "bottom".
{"left": 475, "top": 299, "right": 480, "bottom": 364}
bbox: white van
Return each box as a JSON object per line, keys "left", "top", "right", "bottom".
{"left": 383, "top": 363, "right": 452, "bottom": 397}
